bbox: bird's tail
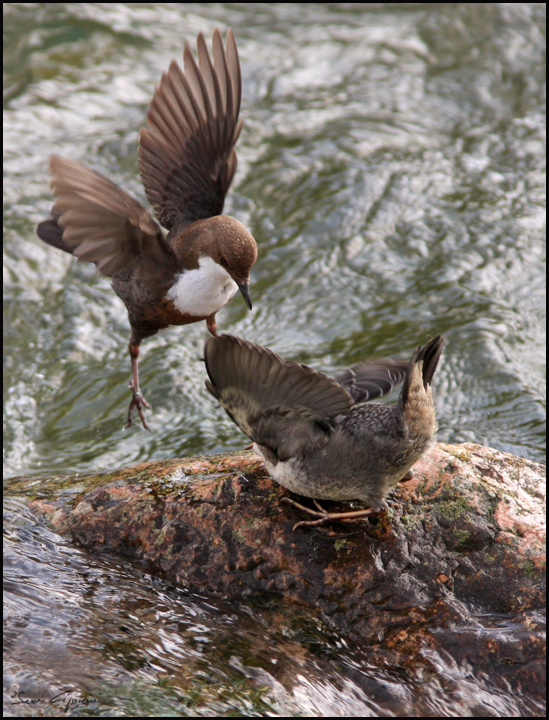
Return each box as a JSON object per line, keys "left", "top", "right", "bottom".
{"left": 36, "top": 211, "right": 75, "bottom": 255}
{"left": 399, "top": 335, "right": 444, "bottom": 438}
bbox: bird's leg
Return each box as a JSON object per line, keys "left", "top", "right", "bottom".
{"left": 282, "top": 497, "right": 387, "bottom": 531}
{"left": 206, "top": 313, "right": 218, "bottom": 336}
{"left": 126, "top": 341, "right": 151, "bottom": 431}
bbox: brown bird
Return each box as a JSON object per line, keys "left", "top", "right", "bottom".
{"left": 204, "top": 334, "right": 444, "bottom": 528}
{"left": 36, "top": 29, "right": 257, "bottom": 430}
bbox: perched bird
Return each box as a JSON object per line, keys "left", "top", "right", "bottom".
{"left": 36, "top": 29, "right": 257, "bottom": 430}
{"left": 204, "top": 334, "right": 444, "bottom": 528}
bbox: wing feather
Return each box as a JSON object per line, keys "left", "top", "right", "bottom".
{"left": 139, "top": 29, "right": 242, "bottom": 231}
{"left": 37, "top": 156, "right": 177, "bottom": 296}
{"left": 204, "top": 335, "right": 353, "bottom": 459}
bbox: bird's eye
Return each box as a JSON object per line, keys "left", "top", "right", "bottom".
{"left": 219, "top": 256, "right": 229, "bottom": 268}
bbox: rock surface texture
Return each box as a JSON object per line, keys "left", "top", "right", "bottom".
{"left": 29, "top": 442, "right": 546, "bottom": 703}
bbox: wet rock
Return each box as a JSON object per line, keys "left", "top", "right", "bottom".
{"left": 27, "top": 442, "right": 545, "bottom": 701}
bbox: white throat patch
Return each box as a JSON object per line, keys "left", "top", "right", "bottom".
{"left": 166, "top": 256, "right": 238, "bottom": 317}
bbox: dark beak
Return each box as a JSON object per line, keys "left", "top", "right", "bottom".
{"left": 238, "top": 280, "right": 253, "bottom": 310}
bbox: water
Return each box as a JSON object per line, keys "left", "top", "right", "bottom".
{"left": 3, "top": 3, "right": 546, "bottom": 716}
{"left": 4, "top": 496, "right": 544, "bottom": 717}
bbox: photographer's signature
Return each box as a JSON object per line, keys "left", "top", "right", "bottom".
{"left": 11, "top": 689, "right": 98, "bottom": 712}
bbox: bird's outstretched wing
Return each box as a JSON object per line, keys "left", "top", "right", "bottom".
{"left": 204, "top": 334, "right": 353, "bottom": 461}
{"left": 37, "top": 156, "right": 178, "bottom": 296}
{"left": 139, "top": 28, "right": 242, "bottom": 231}
{"left": 335, "top": 357, "right": 409, "bottom": 404}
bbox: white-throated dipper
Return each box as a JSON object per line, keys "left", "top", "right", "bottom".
{"left": 36, "top": 29, "right": 257, "bottom": 430}
{"left": 204, "top": 334, "right": 444, "bottom": 529}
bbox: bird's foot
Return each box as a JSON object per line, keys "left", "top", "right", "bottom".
{"left": 281, "top": 497, "right": 387, "bottom": 531}
{"left": 126, "top": 390, "right": 152, "bottom": 431}
{"left": 206, "top": 314, "right": 218, "bottom": 337}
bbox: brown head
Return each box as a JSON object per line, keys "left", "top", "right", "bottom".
{"left": 175, "top": 215, "right": 257, "bottom": 309}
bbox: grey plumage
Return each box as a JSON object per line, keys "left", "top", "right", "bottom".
{"left": 205, "top": 334, "right": 444, "bottom": 515}
{"left": 336, "top": 357, "right": 408, "bottom": 404}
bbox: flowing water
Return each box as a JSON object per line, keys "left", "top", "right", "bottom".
{"left": 3, "top": 3, "right": 546, "bottom": 716}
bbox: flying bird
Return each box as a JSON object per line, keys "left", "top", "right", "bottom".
{"left": 37, "top": 29, "right": 257, "bottom": 429}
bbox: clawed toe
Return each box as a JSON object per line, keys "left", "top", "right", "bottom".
{"left": 281, "top": 497, "right": 387, "bottom": 530}
{"left": 127, "top": 343, "right": 151, "bottom": 430}
{"left": 126, "top": 391, "right": 152, "bottom": 431}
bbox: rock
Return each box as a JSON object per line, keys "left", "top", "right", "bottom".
{"left": 28, "top": 442, "right": 545, "bottom": 701}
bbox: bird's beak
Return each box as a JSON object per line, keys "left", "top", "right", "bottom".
{"left": 238, "top": 280, "right": 253, "bottom": 310}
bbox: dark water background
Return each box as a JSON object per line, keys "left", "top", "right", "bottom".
{"left": 3, "top": 3, "right": 545, "bottom": 716}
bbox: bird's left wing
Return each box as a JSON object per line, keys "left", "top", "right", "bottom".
{"left": 204, "top": 334, "right": 353, "bottom": 461}
{"left": 139, "top": 29, "right": 242, "bottom": 231}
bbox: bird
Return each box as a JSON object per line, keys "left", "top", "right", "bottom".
{"left": 36, "top": 29, "right": 257, "bottom": 430}
{"left": 204, "top": 333, "right": 444, "bottom": 529}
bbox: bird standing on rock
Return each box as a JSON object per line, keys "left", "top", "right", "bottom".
{"left": 37, "top": 29, "right": 257, "bottom": 430}
{"left": 204, "top": 334, "right": 444, "bottom": 529}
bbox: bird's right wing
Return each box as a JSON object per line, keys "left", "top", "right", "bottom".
{"left": 37, "top": 156, "right": 178, "bottom": 296}
{"left": 204, "top": 335, "right": 353, "bottom": 461}
{"left": 335, "top": 357, "right": 409, "bottom": 404}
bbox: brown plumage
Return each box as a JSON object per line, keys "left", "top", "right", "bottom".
{"left": 37, "top": 29, "right": 257, "bottom": 430}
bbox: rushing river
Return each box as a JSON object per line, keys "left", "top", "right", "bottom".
{"left": 4, "top": 3, "right": 545, "bottom": 716}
